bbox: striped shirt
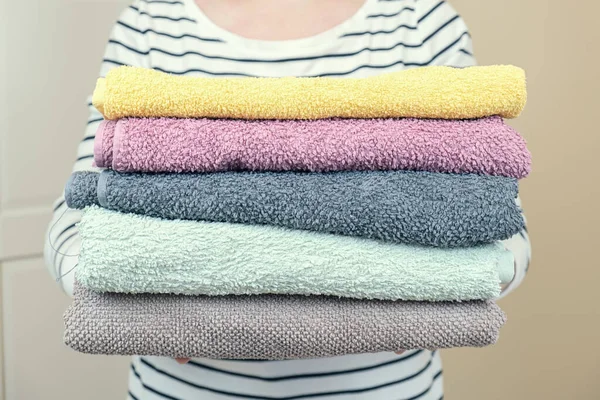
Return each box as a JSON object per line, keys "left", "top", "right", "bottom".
{"left": 44, "top": 0, "right": 531, "bottom": 399}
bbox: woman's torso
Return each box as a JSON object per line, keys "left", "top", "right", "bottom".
{"left": 100, "top": 1, "right": 474, "bottom": 398}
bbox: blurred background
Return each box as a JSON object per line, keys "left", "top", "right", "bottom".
{"left": 0, "top": 0, "right": 599, "bottom": 399}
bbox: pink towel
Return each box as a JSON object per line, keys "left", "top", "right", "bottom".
{"left": 95, "top": 116, "right": 531, "bottom": 178}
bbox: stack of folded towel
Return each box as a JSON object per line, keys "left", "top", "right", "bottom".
{"left": 63, "top": 65, "right": 529, "bottom": 360}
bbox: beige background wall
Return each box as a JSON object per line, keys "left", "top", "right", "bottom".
{"left": 1, "top": 0, "right": 598, "bottom": 399}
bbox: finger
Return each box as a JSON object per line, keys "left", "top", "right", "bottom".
{"left": 175, "top": 358, "right": 191, "bottom": 364}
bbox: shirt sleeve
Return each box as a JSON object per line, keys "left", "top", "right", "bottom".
{"left": 417, "top": 0, "right": 476, "bottom": 68}
{"left": 417, "top": 0, "right": 531, "bottom": 296}
{"left": 498, "top": 196, "right": 532, "bottom": 298}
{"left": 44, "top": 0, "right": 151, "bottom": 296}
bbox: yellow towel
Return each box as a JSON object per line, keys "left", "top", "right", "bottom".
{"left": 93, "top": 65, "right": 527, "bottom": 120}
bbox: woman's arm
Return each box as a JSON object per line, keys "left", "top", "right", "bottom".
{"left": 422, "top": 0, "right": 532, "bottom": 295}
{"left": 44, "top": 0, "right": 150, "bottom": 296}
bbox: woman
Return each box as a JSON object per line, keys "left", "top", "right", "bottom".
{"left": 45, "top": 0, "right": 531, "bottom": 398}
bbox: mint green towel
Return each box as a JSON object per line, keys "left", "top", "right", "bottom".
{"left": 77, "top": 207, "right": 514, "bottom": 301}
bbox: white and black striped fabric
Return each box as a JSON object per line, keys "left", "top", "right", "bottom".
{"left": 128, "top": 351, "right": 444, "bottom": 400}
{"left": 44, "top": 0, "right": 531, "bottom": 398}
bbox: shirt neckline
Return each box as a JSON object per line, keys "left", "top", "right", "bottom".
{"left": 182, "top": 0, "right": 378, "bottom": 52}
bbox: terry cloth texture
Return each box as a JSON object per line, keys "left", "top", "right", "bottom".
{"left": 67, "top": 170, "right": 525, "bottom": 247}
{"left": 92, "top": 65, "right": 527, "bottom": 120}
{"left": 94, "top": 116, "right": 531, "bottom": 178}
{"left": 64, "top": 282, "right": 507, "bottom": 359}
{"left": 76, "top": 207, "right": 514, "bottom": 301}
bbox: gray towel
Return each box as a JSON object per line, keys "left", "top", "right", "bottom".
{"left": 66, "top": 170, "right": 523, "bottom": 247}
{"left": 64, "top": 282, "right": 506, "bottom": 360}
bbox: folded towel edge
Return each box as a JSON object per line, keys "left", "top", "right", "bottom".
{"left": 92, "top": 78, "right": 106, "bottom": 117}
